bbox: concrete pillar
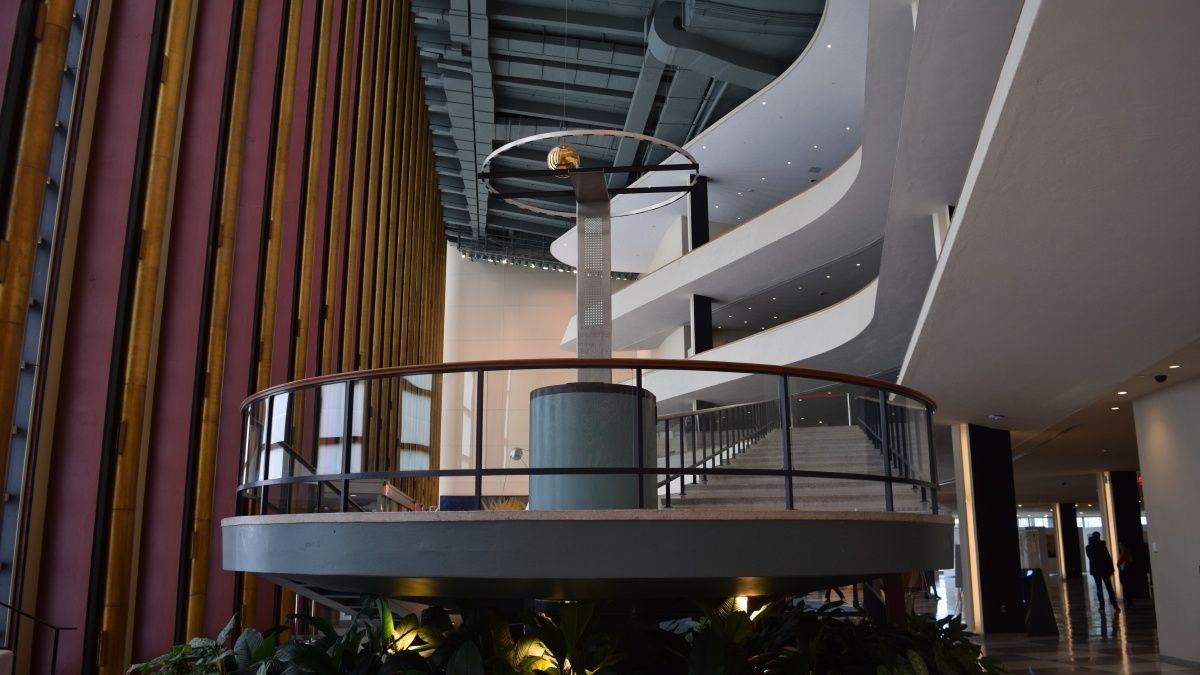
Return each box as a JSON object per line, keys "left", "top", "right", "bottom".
{"left": 1053, "top": 503, "right": 1083, "bottom": 579}
{"left": 951, "top": 423, "right": 1025, "bottom": 633}
{"left": 1132, "top": 377, "right": 1200, "bottom": 668}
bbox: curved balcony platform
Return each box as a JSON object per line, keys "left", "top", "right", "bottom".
{"left": 225, "top": 358, "right": 947, "bottom": 605}
{"left": 224, "top": 509, "right": 951, "bottom": 603}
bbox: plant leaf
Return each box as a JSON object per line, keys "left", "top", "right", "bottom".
{"left": 446, "top": 641, "right": 485, "bottom": 675}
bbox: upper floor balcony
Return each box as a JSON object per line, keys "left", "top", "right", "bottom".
{"left": 223, "top": 359, "right": 951, "bottom": 610}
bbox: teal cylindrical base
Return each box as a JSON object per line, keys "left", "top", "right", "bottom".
{"left": 529, "top": 383, "right": 657, "bottom": 510}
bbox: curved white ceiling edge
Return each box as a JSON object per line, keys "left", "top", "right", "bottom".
{"left": 549, "top": 0, "right": 867, "bottom": 272}
{"left": 630, "top": 279, "right": 879, "bottom": 405}
{"left": 695, "top": 278, "right": 877, "bottom": 367}
{"left": 560, "top": 148, "right": 863, "bottom": 352}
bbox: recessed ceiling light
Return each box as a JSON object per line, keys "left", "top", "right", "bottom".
{"left": 1169, "top": 364, "right": 1181, "bottom": 369}
{"left": 1117, "top": 391, "right": 1127, "bottom": 395}
{"left": 988, "top": 414, "right": 1004, "bottom": 421}
{"left": 761, "top": 177, "right": 766, "bottom": 180}
{"left": 814, "top": 145, "right": 818, "bottom": 148}
{"left": 787, "top": 161, "right": 792, "bottom": 165}
{"left": 826, "top": 44, "right": 831, "bottom": 48}
{"left": 825, "top": 275, "right": 831, "bottom": 278}
{"left": 717, "top": 326, "right": 721, "bottom": 329}
{"left": 728, "top": 315, "right": 732, "bottom": 318}
{"left": 856, "top": 263, "right": 860, "bottom": 266}
{"left": 743, "top": 320, "right": 747, "bottom": 323}
{"left": 761, "top": 101, "right": 767, "bottom": 105}
{"left": 715, "top": 205, "right": 719, "bottom": 208}
{"left": 737, "top": 217, "right": 741, "bottom": 220}
{"left": 773, "top": 316, "right": 778, "bottom": 319}
{"left": 702, "top": 145, "right": 707, "bottom": 149}
{"left": 748, "top": 307, "right": 752, "bottom": 310}
{"left": 1111, "top": 406, "right": 1120, "bottom": 410}
{"left": 772, "top": 297, "right": 776, "bottom": 300}
{"left": 846, "top": 127, "right": 850, "bottom": 130}
{"left": 1018, "top": 504, "right": 1023, "bottom": 508}
{"left": 798, "top": 287, "right": 802, "bottom": 290}
{"left": 737, "top": 192, "right": 742, "bottom": 195}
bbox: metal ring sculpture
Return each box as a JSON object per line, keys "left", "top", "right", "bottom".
{"left": 480, "top": 129, "right": 700, "bottom": 219}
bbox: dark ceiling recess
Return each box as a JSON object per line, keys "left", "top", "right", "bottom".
{"left": 412, "top": 0, "right": 826, "bottom": 269}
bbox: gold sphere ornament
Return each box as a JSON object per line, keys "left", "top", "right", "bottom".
{"left": 547, "top": 144, "right": 580, "bottom": 176}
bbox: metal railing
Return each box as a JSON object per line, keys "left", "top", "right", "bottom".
{"left": 0, "top": 600, "right": 76, "bottom": 675}
{"left": 237, "top": 358, "right": 938, "bottom": 515}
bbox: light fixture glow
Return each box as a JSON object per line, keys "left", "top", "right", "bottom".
{"left": 1112, "top": 407, "right": 1120, "bottom": 410}
{"left": 1117, "top": 391, "right": 1127, "bottom": 395}
{"left": 1169, "top": 364, "right": 1181, "bottom": 369}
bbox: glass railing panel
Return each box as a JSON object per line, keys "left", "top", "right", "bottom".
{"left": 789, "top": 474, "right": 894, "bottom": 512}
{"left": 885, "top": 392, "right": 935, "bottom": 513}
{"left": 475, "top": 367, "right": 574, "bottom": 510}
{"left": 787, "top": 378, "right": 887, "bottom": 479}
{"left": 436, "top": 370, "right": 479, "bottom": 509}
{"left": 313, "top": 381, "right": 351, "bottom": 476}
{"left": 242, "top": 398, "right": 267, "bottom": 485}
{"left": 641, "top": 368, "right": 787, "bottom": 510}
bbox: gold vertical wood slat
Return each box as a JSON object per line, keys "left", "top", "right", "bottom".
{"left": 376, "top": 3, "right": 401, "bottom": 472}
{"left": 371, "top": 1, "right": 396, "bottom": 370}
{"left": 243, "top": 0, "right": 303, "bottom": 629}
{"left": 0, "top": 0, "right": 74, "bottom": 495}
{"left": 99, "top": 1, "right": 197, "bottom": 671}
{"left": 358, "top": 0, "right": 389, "bottom": 376}
{"left": 252, "top": 0, "right": 302, "bottom": 392}
{"left": 340, "top": 0, "right": 376, "bottom": 373}
{"left": 319, "top": 0, "right": 357, "bottom": 376}
{"left": 291, "top": 0, "right": 334, "bottom": 383}
{"left": 186, "top": 0, "right": 261, "bottom": 639}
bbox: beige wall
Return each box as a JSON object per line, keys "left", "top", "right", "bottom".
{"left": 1133, "top": 377, "right": 1200, "bottom": 666}
{"left": 440, "top": 245, "right": 636, "bottom": 499}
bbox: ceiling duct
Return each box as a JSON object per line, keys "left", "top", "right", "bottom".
{"left": 647, "top": 1, "right": 787, "bottom": 90}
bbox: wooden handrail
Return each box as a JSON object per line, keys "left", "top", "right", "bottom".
{"left": 243, "top": 358, "right": 936, "bottom": 410}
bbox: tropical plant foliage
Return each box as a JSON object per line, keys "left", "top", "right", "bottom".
{"left": 132, "top": 596, "right": 1006, "bottom": 675}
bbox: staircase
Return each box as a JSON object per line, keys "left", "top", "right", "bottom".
{"left": 664, "top": 426, "right": 931, "bottom": 512}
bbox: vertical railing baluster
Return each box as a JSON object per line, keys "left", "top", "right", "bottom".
{"left": 680, "top": 418, "right": 687, "bottom": 497}
{"left": 636, "top": 368, "right": 645, "bottom": 509}
{"left": 663, "top": 418, "right": 671, "bottom": 508}
{"left": 878, "top": 392, "right": 894, "bottom": 512}
{"left": 691, "top": 416, "right": 698, "bottom": 484}
{"left": 341, "top": 382, "right": 353, "bottom": 513}
{"left": 925, "top": 404, "right": 938, "bottom": 515}
{"left": 779, "top": 375, "right": 794, "bottom": 510}
{"left": 474, "top": 369, "right": 485, "bottom": 510}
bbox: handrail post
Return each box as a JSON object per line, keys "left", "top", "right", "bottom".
{"left": 474, "top": 369, "right": 485, "bottom": 510}
{"left": 926, "top": 404, "right": 939, "bottom": 515}
{"left": 341, "top": 383, "right": 353, "bottom": 513}
{"left": 690, "top": 416, "right": 698, "bottom": 484}
{"left": 679, "top": 418, "right": 687, "bottom": 497}
{"left": 779, "top": 375, "right": 794, "bottom": 510}
{"left": 636, "top": 368, "right": 646, "bottom": 509}
{"left": 663, "top": 418, "right": 671, "bottom": 508}
{"left": 878, "top": 392, "right": 894, "bottom": 512}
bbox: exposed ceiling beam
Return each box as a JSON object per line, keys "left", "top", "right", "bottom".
{"left": 489, "top": 2, "right": 645, "bottom": 40}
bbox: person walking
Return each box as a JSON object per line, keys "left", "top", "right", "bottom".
{"left": 1086, "top": 532, "right": 1120, "bottom": 613}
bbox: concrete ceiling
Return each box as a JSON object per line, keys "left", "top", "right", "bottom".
{"left": 899, "top": 0, "right": 1200, "bottom": 506}
{"left": 413, "top": 0, "right": 825, "bottom": 266}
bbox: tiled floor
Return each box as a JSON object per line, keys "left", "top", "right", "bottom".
{"left": 906, "top": 573, "right": 1199, "bottom": 674}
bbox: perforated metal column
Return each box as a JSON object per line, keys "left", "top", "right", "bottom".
{"left": 571, "top": 172, "right": 612, "bottom": 382}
